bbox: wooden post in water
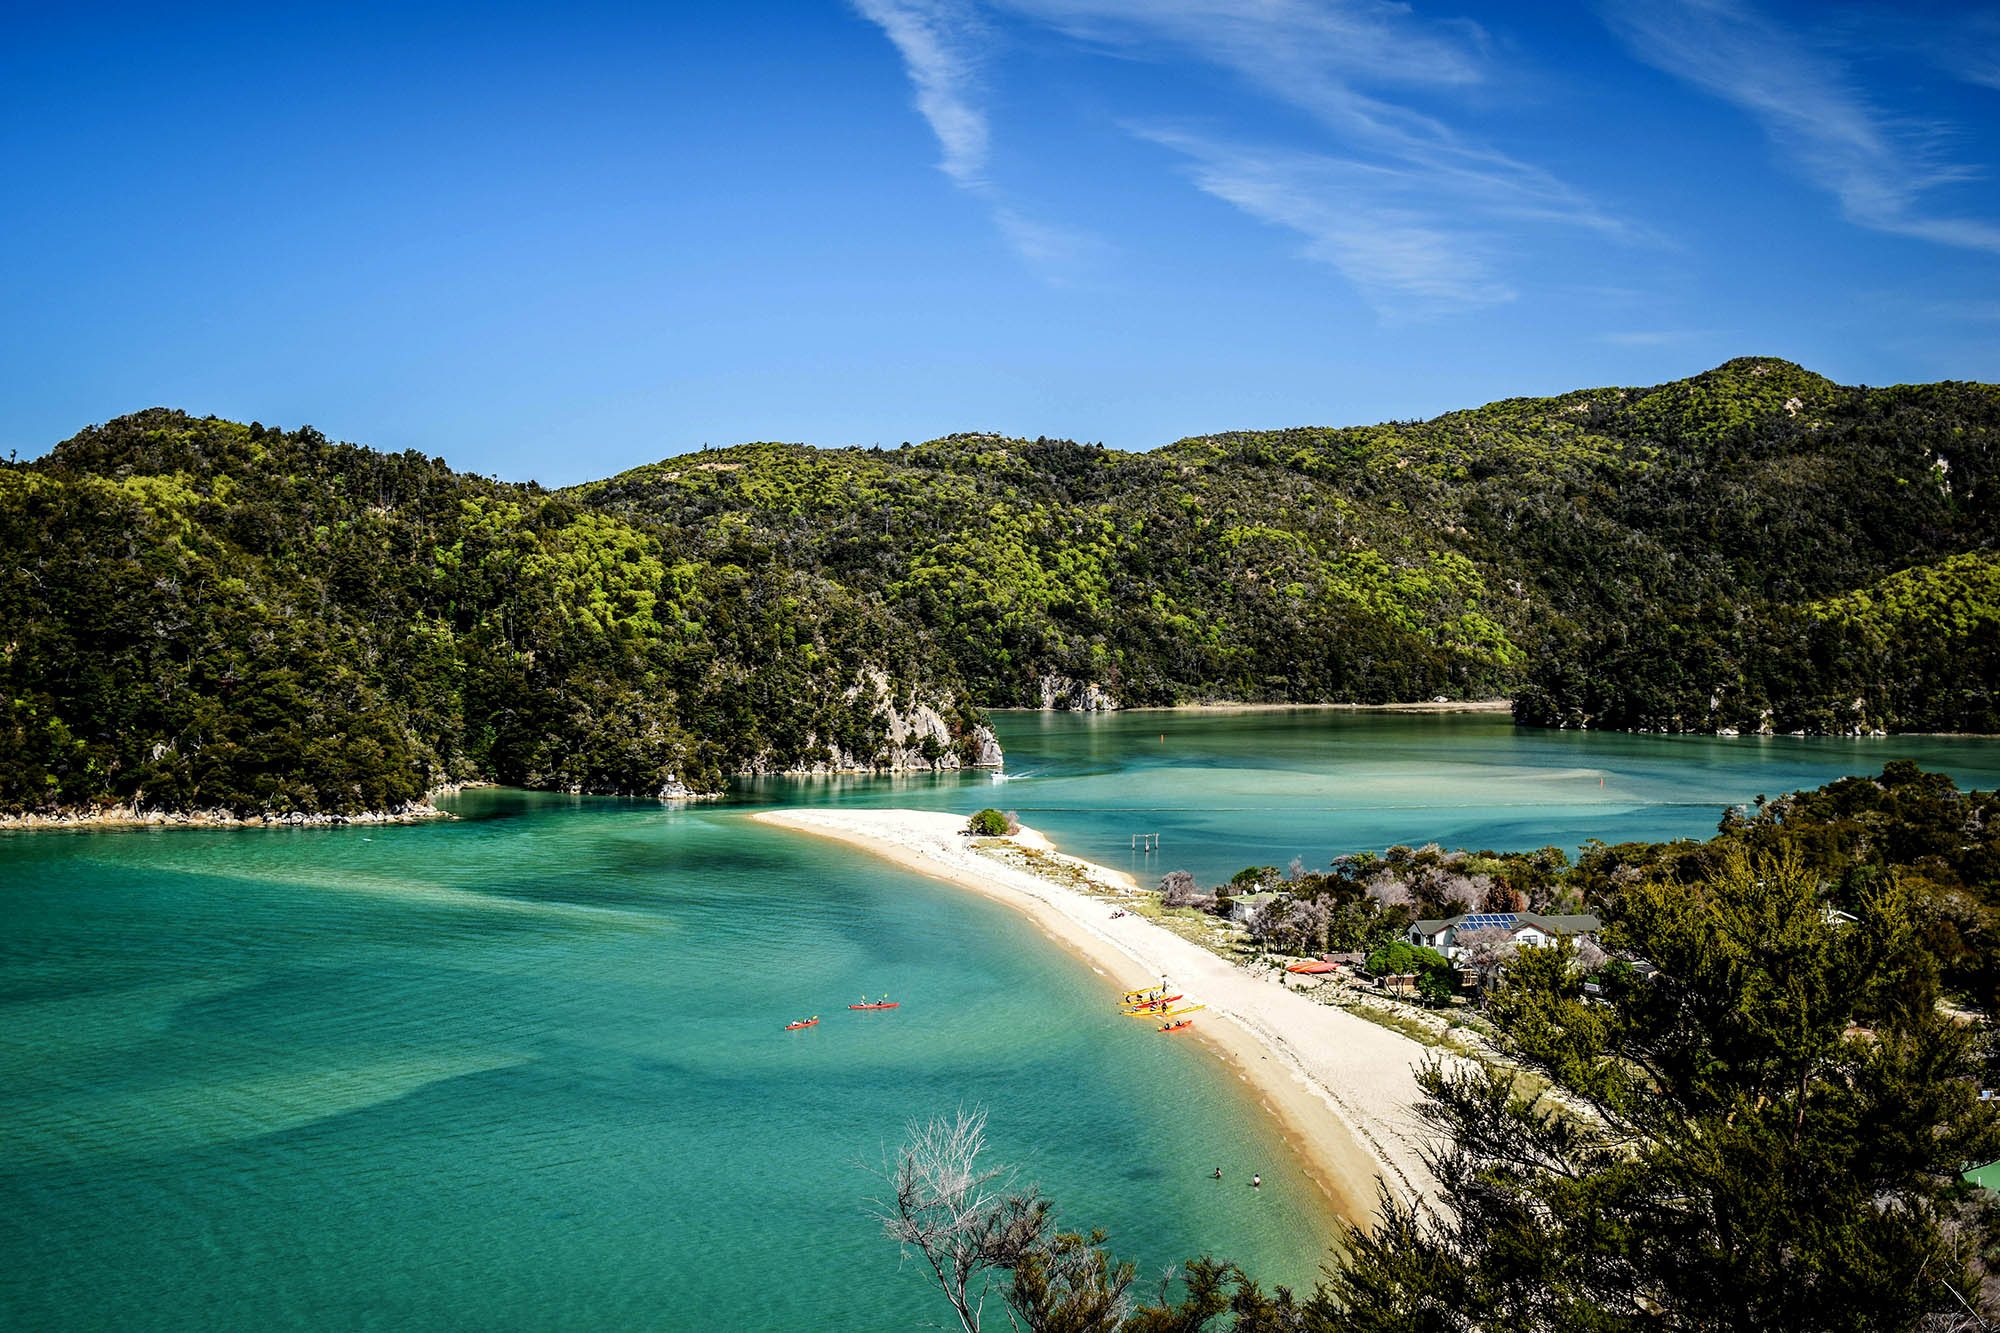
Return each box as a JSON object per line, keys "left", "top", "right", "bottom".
{"left": 1130, "top": 833, "right": 1160, "bottom": 852}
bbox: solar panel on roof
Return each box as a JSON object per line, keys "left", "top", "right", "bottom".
{"left": 1460, "top": 913, "right": 1518, "bottom": 929}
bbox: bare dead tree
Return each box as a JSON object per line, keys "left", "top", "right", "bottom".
{"left": 866, "top": 1106, "right": 1051, "bottom": 1332}
{"left": 1157, "top": 870, "right": 1200, "bottom": 908}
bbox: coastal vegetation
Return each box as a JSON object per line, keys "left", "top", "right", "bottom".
{"left": 881, "top": 764, "right": 2000, "bottom": 1330}
{"left": 0, "top": 411, "right": 992, "bottom": 817}
{"left": 969, "top": 808, "right": 1021, "bottom": 837}
{"left": 5, "top": 358, "right": 1996, "bottom": 815}
{"left": 579, "top": 357, "right": 1998, "bottom": 733}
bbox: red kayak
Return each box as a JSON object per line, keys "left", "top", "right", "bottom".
{"left": 1286, "top": 961, "right": 1339, "bottom": 974}
{"left": 784, "top": 1018, "right": 819, "bottom": 1030}
{"left": 1159, "top": 1019, "right": 1194, "bottom": 1033}
{"left": 849, "top": 1002, "right": 900, "bottom": 1010}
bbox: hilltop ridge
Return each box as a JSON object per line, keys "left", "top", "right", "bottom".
{"left": 3, "top": 359, "right": 1994, "bottom": 816}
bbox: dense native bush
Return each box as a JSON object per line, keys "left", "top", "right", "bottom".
{"left": 8, "top": 357, "right": 1998, "bottom": 813}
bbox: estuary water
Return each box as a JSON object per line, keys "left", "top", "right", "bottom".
{"left": 6, "top": 711, "right": 2000, "bottom": 1330}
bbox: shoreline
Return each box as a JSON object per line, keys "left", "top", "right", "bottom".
{"left": 0, "top": 802, "right": 449, "bottom": 832}
{"left": 988, "top": 699, "right": 1512, "bottom": 716}
{"left": 1125, "top": 698, "right": 1512, "bottom": 715}
{"left": 751, "top": 807, "right": 1443, "bottom": 1231}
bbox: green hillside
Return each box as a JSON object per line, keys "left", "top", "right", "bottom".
{"left": 0, "top": 413, "right": 991, "bottom": 817}
{"left": 3, "top": 357, "right": 1995, "bottom": 816}
{"left": 579, "top": 357, "right": 1999, "bottom": 727}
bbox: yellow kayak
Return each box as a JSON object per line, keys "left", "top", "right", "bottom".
{"left": 1121, "top": 986, "right": 1168, "bottom": 1001}
{"left": 1127, "top": 1003, "right": 1204, "bottom": 1019}
{"left": 1118, "top": 993, "right": 1182, "bottom": 1011}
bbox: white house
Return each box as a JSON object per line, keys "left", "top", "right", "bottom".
{"left": 1406, "top": 910, "right": 1602, "bottom": 961}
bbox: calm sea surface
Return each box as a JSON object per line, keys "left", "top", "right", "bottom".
{"left": 6, "top": 712, "right": 2000, "bottom": 1329}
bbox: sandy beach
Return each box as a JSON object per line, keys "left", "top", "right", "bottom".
{"left": 751, "top": 807, "right": 1445, "bottom": 1228}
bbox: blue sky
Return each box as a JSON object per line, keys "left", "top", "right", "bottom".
{"left": 4, "top": 0, "right": 1996, "bottom": 483}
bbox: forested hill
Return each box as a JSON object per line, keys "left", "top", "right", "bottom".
{"left": 2, "top": 357, "right": 1996, "bottom": 816}
{"left": 578, "top": 357, "right": 1999, "bottom": 732}
{"left": 0, "top": 413, "right": 994, "bottom": 817}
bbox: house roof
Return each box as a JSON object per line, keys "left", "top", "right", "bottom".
{"left": 1410, "top": 910, "right": 1602, "bottom": 936}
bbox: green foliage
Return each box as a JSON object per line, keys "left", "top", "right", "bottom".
{"left": 8, "top": 356, "right": 1998, "bottom": 812}
{"left": 0, "top": 411, "right": 991, "bottom": 815}
{"left": 1363, "top": 940, "right": 1456, "bottom": 1002}
{"left": 968, "top": 808, "right": 1015, "bottom": 836}
{"left": 1326, "top": 848, "right": 2000, "bottom": 1331}
{"left": 1006, "top": 1229, "right": 1137, "bottom": 1333}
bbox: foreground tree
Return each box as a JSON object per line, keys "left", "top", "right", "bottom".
{"left": 1323, "top": 847, "right": 2000, "bottom": 1332}
{"left": 870, "top": 1107, "right": 1053, "bottom": 1332}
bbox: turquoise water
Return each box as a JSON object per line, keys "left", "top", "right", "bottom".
{"left": 754, "top": 709, "right": 2000, "bottom": 887}
{"left": 5, "top": 712, "right": 2000, "bottom": 1330}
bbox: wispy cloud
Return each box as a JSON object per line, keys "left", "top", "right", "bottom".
{"left": 855, "top": 0, "right": 1638, "bottom": 307}
{"left": 999, "top": 1, "right": 1571, "bottom": 213}
{"left": 850, "top": 0, "right": 1106, "bottom": 275}
{"left": 1829, "top": 6, "right": 2000, "bottom": 95}
{"left": 851, "top": 0, "right": 991, "bottom": 187}
{"left": 991, "top": 208, "right": 1106, "bottom": 278}
{"left": 1133, "top": 127, "right": 1515, "bottom": 315}
{"left": 998, "top": 0, "right": 1636, "bottom": 314}
{"left": 1603, "top": 0, "right": 2000, "bottom": 252}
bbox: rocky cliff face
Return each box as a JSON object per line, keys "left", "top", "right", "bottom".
{"left": 1034, "top": 673, "right": 1119, "bottom": 711}
{"left": 740, "top": 667, "right": 1002, "bottom": 779}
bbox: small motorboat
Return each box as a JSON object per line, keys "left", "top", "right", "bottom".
{"left": 784, "top": 1017, "right": 819, "bottom": 1030}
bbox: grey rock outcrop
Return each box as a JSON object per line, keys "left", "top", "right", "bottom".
{"left": 746, "top": 666, "right": 1003, "bottom": 777}
{"left": 1034, "top": 673, "right": 1119, "bottom": 711}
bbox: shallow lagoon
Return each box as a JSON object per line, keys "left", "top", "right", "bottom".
{"left": 5, "top": 712, "right": 2000, "bottom": 1329}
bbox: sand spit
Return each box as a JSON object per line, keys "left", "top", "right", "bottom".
{"left": 751, "top": 807, "right": 1445, "bottom": 1227}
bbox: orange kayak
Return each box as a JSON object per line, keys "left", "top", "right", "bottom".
{"left": 849, "top": 1003, "right": 899, "bottom": 1010}
{"left": 784, "top": 1018, "right": 819, "bottom": 1030}
{"left": 1159, "top": 1019, "right": 1194, "bottom": 1032}
{"left": 1286, "top": 961, "right": 1338, "bottom": 974}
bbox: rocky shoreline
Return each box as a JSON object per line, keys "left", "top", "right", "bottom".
{"left": 0, "top": 800, "right": 450, "bottom": 832}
